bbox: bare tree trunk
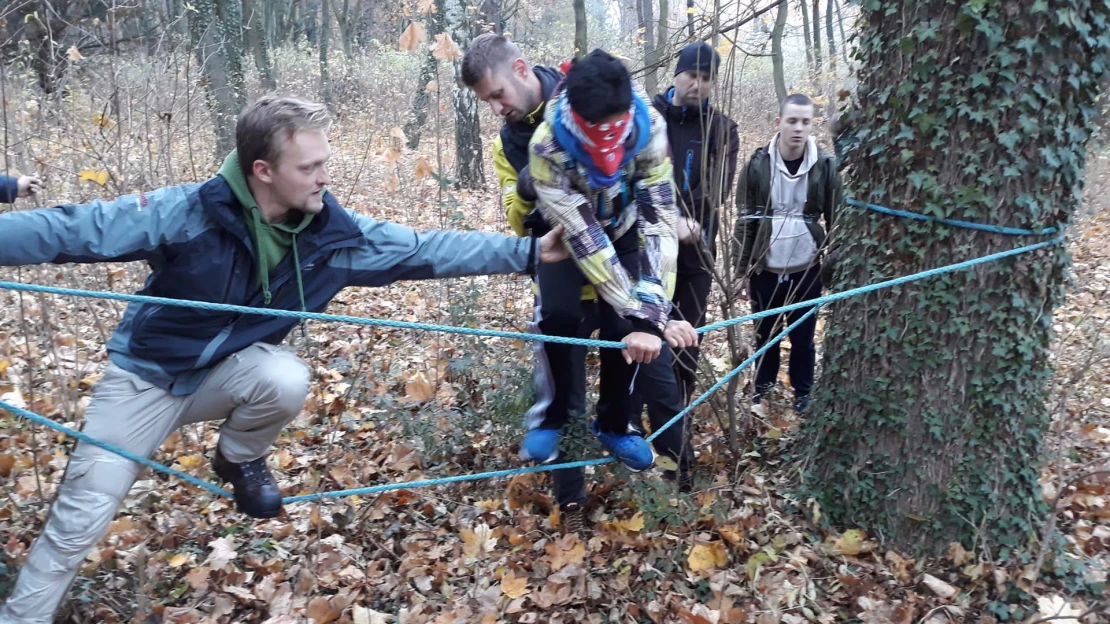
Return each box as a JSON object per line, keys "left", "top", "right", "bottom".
{"left": 244, "top": 0, "right": 277, "bottom": 91}
{"left": 573, "top": 0, "right": 588, "bottom": 57}
{"left": 834, "top": 0, "right": 849, "bottom": 64}
{"left": 799, "top": 0, "right": 813, "bottom": 73}
{"left": 825, "top": 0, "right": 836, "bottom": 69}
{"left": 479, "top": 0, "right": 504, "bottom": 34}
{"left": 686, "top": 0, "right": 694, "bottom": 38}
{"left": 811, "top": 0, "right": 822, "bottom": 71}
{"left": 332, "top": 0, "right": 357, "bottom": 61}
{"left": 319, "top": 0, "right": 332, "bottom": 106}
{"left": 305, "top": 0, "right": 319, "bottom": 45}
{"left": 656, "top": 0, "right": 668, "bottom": 69}
{"left": 638, "top": 0, "right": 657, "bottom": 96}
{"left": 20, "top": 1, "right": 70, "bottom": 95}
{"left": 771, "top": 0, "right": 787, "bottom": 102}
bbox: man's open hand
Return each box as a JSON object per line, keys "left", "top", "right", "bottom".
{"left": 622, "top": 331, "right": 662, "bottom": 365}
{"left": 663, "top": 320, "right": 698, "bottom": 350}
{"left": 677, "top": 217, "right": 702, "bottom": 244}
{"left": 17, "top": 175, "right": 43, "bottom": 198}
{"left": 537, "top": 225, "right": 569, "bottom": 263}
{"left": 732, "top": 278, "right": 749, "bottom": 302}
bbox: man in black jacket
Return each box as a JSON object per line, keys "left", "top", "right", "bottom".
{"left": 733, "top": 93, "right": 842, "bottom": 413}
{"left": 462, "top": 35, "right": 599, "bottom": 531}
{"left": 652, "top": 42, "right": 739, "bottom": 405}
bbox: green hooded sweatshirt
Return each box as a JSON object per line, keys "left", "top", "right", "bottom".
{"left": 218, "top": 150, "right": 315, "bottom": 308}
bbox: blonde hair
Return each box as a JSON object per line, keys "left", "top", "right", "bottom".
{"left": 236, "top": 95, "right": 332, "bottom": 176}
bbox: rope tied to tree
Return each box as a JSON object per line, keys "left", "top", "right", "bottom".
{"left": 0, "top": 226, "right": 1065, "bottom": 503}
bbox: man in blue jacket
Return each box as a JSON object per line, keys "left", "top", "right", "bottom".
{"left": 0, "top": 95, "right": 568, "bottom": 623}
{"left": 0, "top": 173, "right": 43, "bottom": 203}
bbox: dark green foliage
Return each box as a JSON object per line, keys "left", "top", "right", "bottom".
{"left": 795, "top": 0, "right": 1110, "bottom": 554}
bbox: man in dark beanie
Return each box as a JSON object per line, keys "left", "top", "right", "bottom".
{"left": 652, "top": 42, "right": 739, "bottom": 405}
{"left": 526, "top": 49, "right": 697, "bottom": 498}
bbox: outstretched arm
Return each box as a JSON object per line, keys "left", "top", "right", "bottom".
{"left": 340, "top": 213, "right": 567, "bottom": 287}
{"left": 0, "top": 185, "right": 201, "bottom": 266}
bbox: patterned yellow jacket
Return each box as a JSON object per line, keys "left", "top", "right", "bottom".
{"left": 528, "top": 85, "right": 678, "bottom": 334}
{"left": 491, "top": 134, "right": 597, "bottom": 302}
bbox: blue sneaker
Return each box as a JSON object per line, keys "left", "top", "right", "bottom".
{"left": 591, "top": 421, "right": 654, "bottom": 471}
{"left": 521, "top": 428, "right": 560, "bottom": 463}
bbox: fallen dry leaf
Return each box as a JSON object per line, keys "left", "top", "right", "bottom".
{"left": 1035, "top": 595, "right": 1082, "bottom": 623}
{"left": 461, "top": 523, "right": 497, "bottom": 559}
{"left": 688, "top": 541, "right": 728, "bottom": 573}
{"left": 398, "top": 22, "right": 427, "bottom": 52}
{"left": 921, "top": 573, "right": 958, "bottom": 599}
{"left": 204, "top": 536, "right": 237, "bottom": 572}
{"left": 500, "top": 570, "right": 530, "bottom": 599}
{"left": 545, "top": 534, "right": 586, "bottom": 570}
{"left": 829, "top": 529, "right": 869, "bottom": 556}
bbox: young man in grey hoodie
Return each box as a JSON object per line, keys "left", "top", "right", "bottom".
{"left": 0, "top": 95, "right": 569, "bottom": 623}
{"left": 733, "top": 93, "right": 842, "bottom": 412}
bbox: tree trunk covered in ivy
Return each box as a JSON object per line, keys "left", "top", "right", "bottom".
{"left": 189, "top": 0, "right": 246, "bottom": 159}
{"left": 796, "top": 0, "right": 1110, "bottom": 554}
{"left": 449, "top": 0, "right": 485, "bottom": 189}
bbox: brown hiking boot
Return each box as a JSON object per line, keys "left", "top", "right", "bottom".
{"left": 561, "top": 502, "right": 587, "bottom": 534}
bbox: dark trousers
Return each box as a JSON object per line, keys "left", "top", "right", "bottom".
{"left": 531, "top": 231, "right": 692, "bottom": 507}
{"left": 748, "top": 265, "right": 822, "bottom": 399}
{"left": 671, "top": 269, "right": 712, "bottom": 405}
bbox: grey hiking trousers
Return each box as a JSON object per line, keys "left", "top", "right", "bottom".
{"left": 0, "top": 342, "right": 310, "bottom": 623}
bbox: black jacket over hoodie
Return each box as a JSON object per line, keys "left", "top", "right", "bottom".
{"left": 652, "top": 88, "right": 739, "bottom": 274}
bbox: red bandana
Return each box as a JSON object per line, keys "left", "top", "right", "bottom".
{"left": 570, "top": 109, "right": 632, "bottom": 177}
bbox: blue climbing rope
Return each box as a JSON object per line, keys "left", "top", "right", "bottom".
{"left": 0, "top": 232, "right": 1067, "bottom": 504}
{"left": 700, "top": 235, "right": 1064, "bottom": 334}
{"left": 0, "top": 308, "right": 808, "bottom": 504}
{"left": 0, "top": 399, "right": 231, "bottom": 498}
{"left": 286, "top": 307, "right": 817, "bottom": 502}
{"left": 644, "top": 305, "right": 819, "bottom": 443}
{"left": 0, "top": 234, "right": 1065, "bottom": 347}
{"left": 0, "top": 281, "right": 626, "bottom": 349}
{"left": 848, "top": 199, "right": 1059, "bottom": 236}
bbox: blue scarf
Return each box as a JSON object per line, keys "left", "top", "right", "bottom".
{"left": 552, "top": 92, "right": 653, "bottom": 189}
